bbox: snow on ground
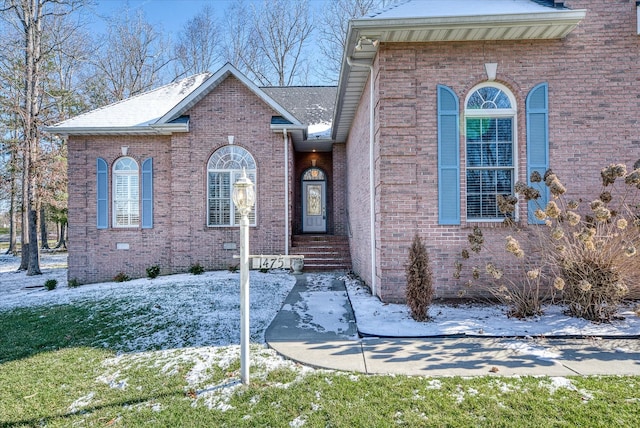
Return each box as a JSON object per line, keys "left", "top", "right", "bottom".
{"left": 0, "top": 252, "right": 310, "bottom": 411}
{"left": 2, "top": 253, "right": 638, "bottom": 412}
{"left": 343, "top": 275, "right": 640, "bottom": 338}
{"left": 0, "top": 252, "right": 295, "bottom": 348}
{"left": 3, "top": 253, "right": 639, "bottom": 345}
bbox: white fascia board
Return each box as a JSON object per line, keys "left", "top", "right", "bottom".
{"left": 270, "top": 124, "right": 307, "bottom": 144}
{"left": 158, "top": 63, "right": 303, "bottom": 127}
{"left": 353, "top": 10, "right": 587, "bottom": 36}
{"left": 270, "top": 124, "right": 307, "bottom": 131}
{"left": 43, "top": 123, "right": 188, "bottom": 136}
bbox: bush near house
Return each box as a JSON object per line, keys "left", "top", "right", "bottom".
{"left": 189, "top": 262, "right": 205, "bottom": 275}
{"left": 457, "top": 163, "right": 640, "bottom": 322}
{"left": 146, "top": 265, "right": 160, "bottom": 279}
{"left": 113, "top": 272, "right": 131, "bottom": 283}
{"left": 406, "top": 233, "right": 435, "bottom": 322}
{"left": 44, "top": 279, "right": 57, "bottom": 291}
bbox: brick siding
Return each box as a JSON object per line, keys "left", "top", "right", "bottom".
{"left": 346, "top": 0, "right": 640, "bottom": 301}
{"left": 68, "top": 76, "right": 296, "bottom": 283}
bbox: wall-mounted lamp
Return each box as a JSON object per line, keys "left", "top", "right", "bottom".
{"left": 121, "top": 146, "right": 129, "bottom": 156}
{"left": 228, "top": 135, "right": 235, "bottom": 145}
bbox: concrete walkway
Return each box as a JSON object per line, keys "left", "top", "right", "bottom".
{"left": 265, "top": 274, "right": 640, "bottom": 376}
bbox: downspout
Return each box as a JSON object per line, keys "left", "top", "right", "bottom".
{"left": 283, "top": 129, "right": 290, "bottom": 256}
{"left": 346, "top": 56, "right": 376, "bottom": 296}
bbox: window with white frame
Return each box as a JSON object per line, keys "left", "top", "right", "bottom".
{"left": 465, "top": 84, "right": 516, "bottom": 221}
{"left": 207, "top": 146, "right": 256, "bottom": 226}
{"left": 113, "top": 157, "right": 140, "bottom": 227}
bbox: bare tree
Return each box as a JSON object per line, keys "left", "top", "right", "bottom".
{"left": 224, "top": 0, "right": 313, "bottom": 86}
{"left": 172, "top": 4, "right": 221, "bottom": 79}
{"left": 85, "top": 9, "right": 171, "bottom": 106}
{"left": 317, "top": 0, "right": 401, "bottom": 84}
{"left": 1, "top": 0, "right": 86, "bottom": 273}
{"left": 0, "top": 37, "right": 23, "bottom": 255}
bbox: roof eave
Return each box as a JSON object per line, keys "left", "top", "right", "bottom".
{"left": 353, "top": 10, "right": 587, "bottom": 35}
{"left": 43, "top": 123, "right": 189, "bottom": 137}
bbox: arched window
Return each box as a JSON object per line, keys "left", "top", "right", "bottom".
{"left": 207, "top": 146, "right": 257, "bottom": 226}
{"left": 113, "top": 157, "right": 140, "bottom": 227}
{"left": 302, "top": 167, "right": 326, "bottom": 181}
{"left": 465, "top": 83, "right": 517, "bottom": 221}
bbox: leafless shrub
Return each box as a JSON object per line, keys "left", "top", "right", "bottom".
{"left": 456, "top": 163, "right": 640, "bottom": 322}
{"left": 406, "top": 233, "right": 434, "bottom": 322}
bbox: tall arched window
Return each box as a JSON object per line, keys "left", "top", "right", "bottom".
{"left": 113, "top": 157, "right": 140, "bottom": 227}
{"left": 207, "top": 146, "right": 257, "bottom": 226}
{"left": 465, "top": 84, "right": 517, "bottom": 221}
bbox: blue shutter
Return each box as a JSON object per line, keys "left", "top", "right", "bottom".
{"left": 97, "top": 158, "right": 108, "bottom": 229}
{"left": 437, "top": 85, "right": 460, "bottom": 225}
{"left": 141, "top": 158, "right": 153, "bottom": 228}
{"left": 526, "top": 83, "right": 549, "bottom": 224}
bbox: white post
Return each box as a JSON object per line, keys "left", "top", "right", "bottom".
{"left": 239, "top": 212, "right": 250, "bottom": 385}
{"left": 233, "top": 168, "right": 254, "bottom": 386}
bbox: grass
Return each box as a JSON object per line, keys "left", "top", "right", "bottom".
{"left": 1, "top": 302, "right": 640, "bottom": 426}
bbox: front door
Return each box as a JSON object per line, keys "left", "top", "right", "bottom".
{"left": 302, "top": 168, "right": 327, "bottom": 233}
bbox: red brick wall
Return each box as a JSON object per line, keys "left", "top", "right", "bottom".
{"left": 68, "top": 76, "right": 292, "bottom": 283}
{"left": 346, "top": 69, "right": 379, "bottom": 289}
{"left": 332, "top": 143, "right": 348, "bottom": 236}
{"left": 67, "top": 135, "right": 173, "bottom": 284}
{"left": 346, "top": 0, "right": 640, "bottom": 301}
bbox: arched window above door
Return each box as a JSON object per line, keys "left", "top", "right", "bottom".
{"left": 302, "top": 167, "right": 325, "bottom": 181}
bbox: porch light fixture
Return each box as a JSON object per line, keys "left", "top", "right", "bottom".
{"left": 232, "top": 168, "right": 255, "bottom": 385}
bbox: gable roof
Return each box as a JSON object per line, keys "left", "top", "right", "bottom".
{"left": 45, "top": 63, "right": 304, "bottom": 136}
{"left": 332, "top": 0, "right": 586, "bottom": 142}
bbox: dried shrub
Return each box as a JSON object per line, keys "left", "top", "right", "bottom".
{"left": 534, "top": 165, "right": 640, "bottom": 321}
{"left": 460, "top": 227, "right": 548, "bottom": 319}
{"left": 456, "top": 162, "right": 640, "bottom": 321}
{"left": 405, "top": 234, "right": 434, "bottom": 322}
{"left": 113, "top": 272, "right": 130, "bottom": 282}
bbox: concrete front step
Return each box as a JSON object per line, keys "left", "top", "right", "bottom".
{"left": 291, "top": 234, "right": 351, "bottom": 271}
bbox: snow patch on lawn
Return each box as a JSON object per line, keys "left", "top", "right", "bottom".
{"left": 541, "top": 377, "right": 594, "bottom": 402}
{"left": 68, "top": 391, "right": 95, "bottom": 413}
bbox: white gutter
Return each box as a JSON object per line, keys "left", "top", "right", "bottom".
{"left": 283, "top": 129, "right": 290, "bottom": 256}
{"left": 346, "top": 56, "right": 376, "bottom": 297}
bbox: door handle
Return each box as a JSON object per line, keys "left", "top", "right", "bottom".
{"left": 322, "top": 207, "right": 326, "bottom": 219}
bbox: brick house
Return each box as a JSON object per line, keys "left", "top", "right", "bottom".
{"left": 48, "top": 0, "right": 640, "bottom": 302}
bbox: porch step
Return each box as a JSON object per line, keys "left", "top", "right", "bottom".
{"left": 291, "top": 235, "right": 351, "bottom": 271}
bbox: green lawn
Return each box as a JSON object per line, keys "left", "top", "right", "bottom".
{"left": 1, "top": 303, "right": 639, "bottom": 427}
